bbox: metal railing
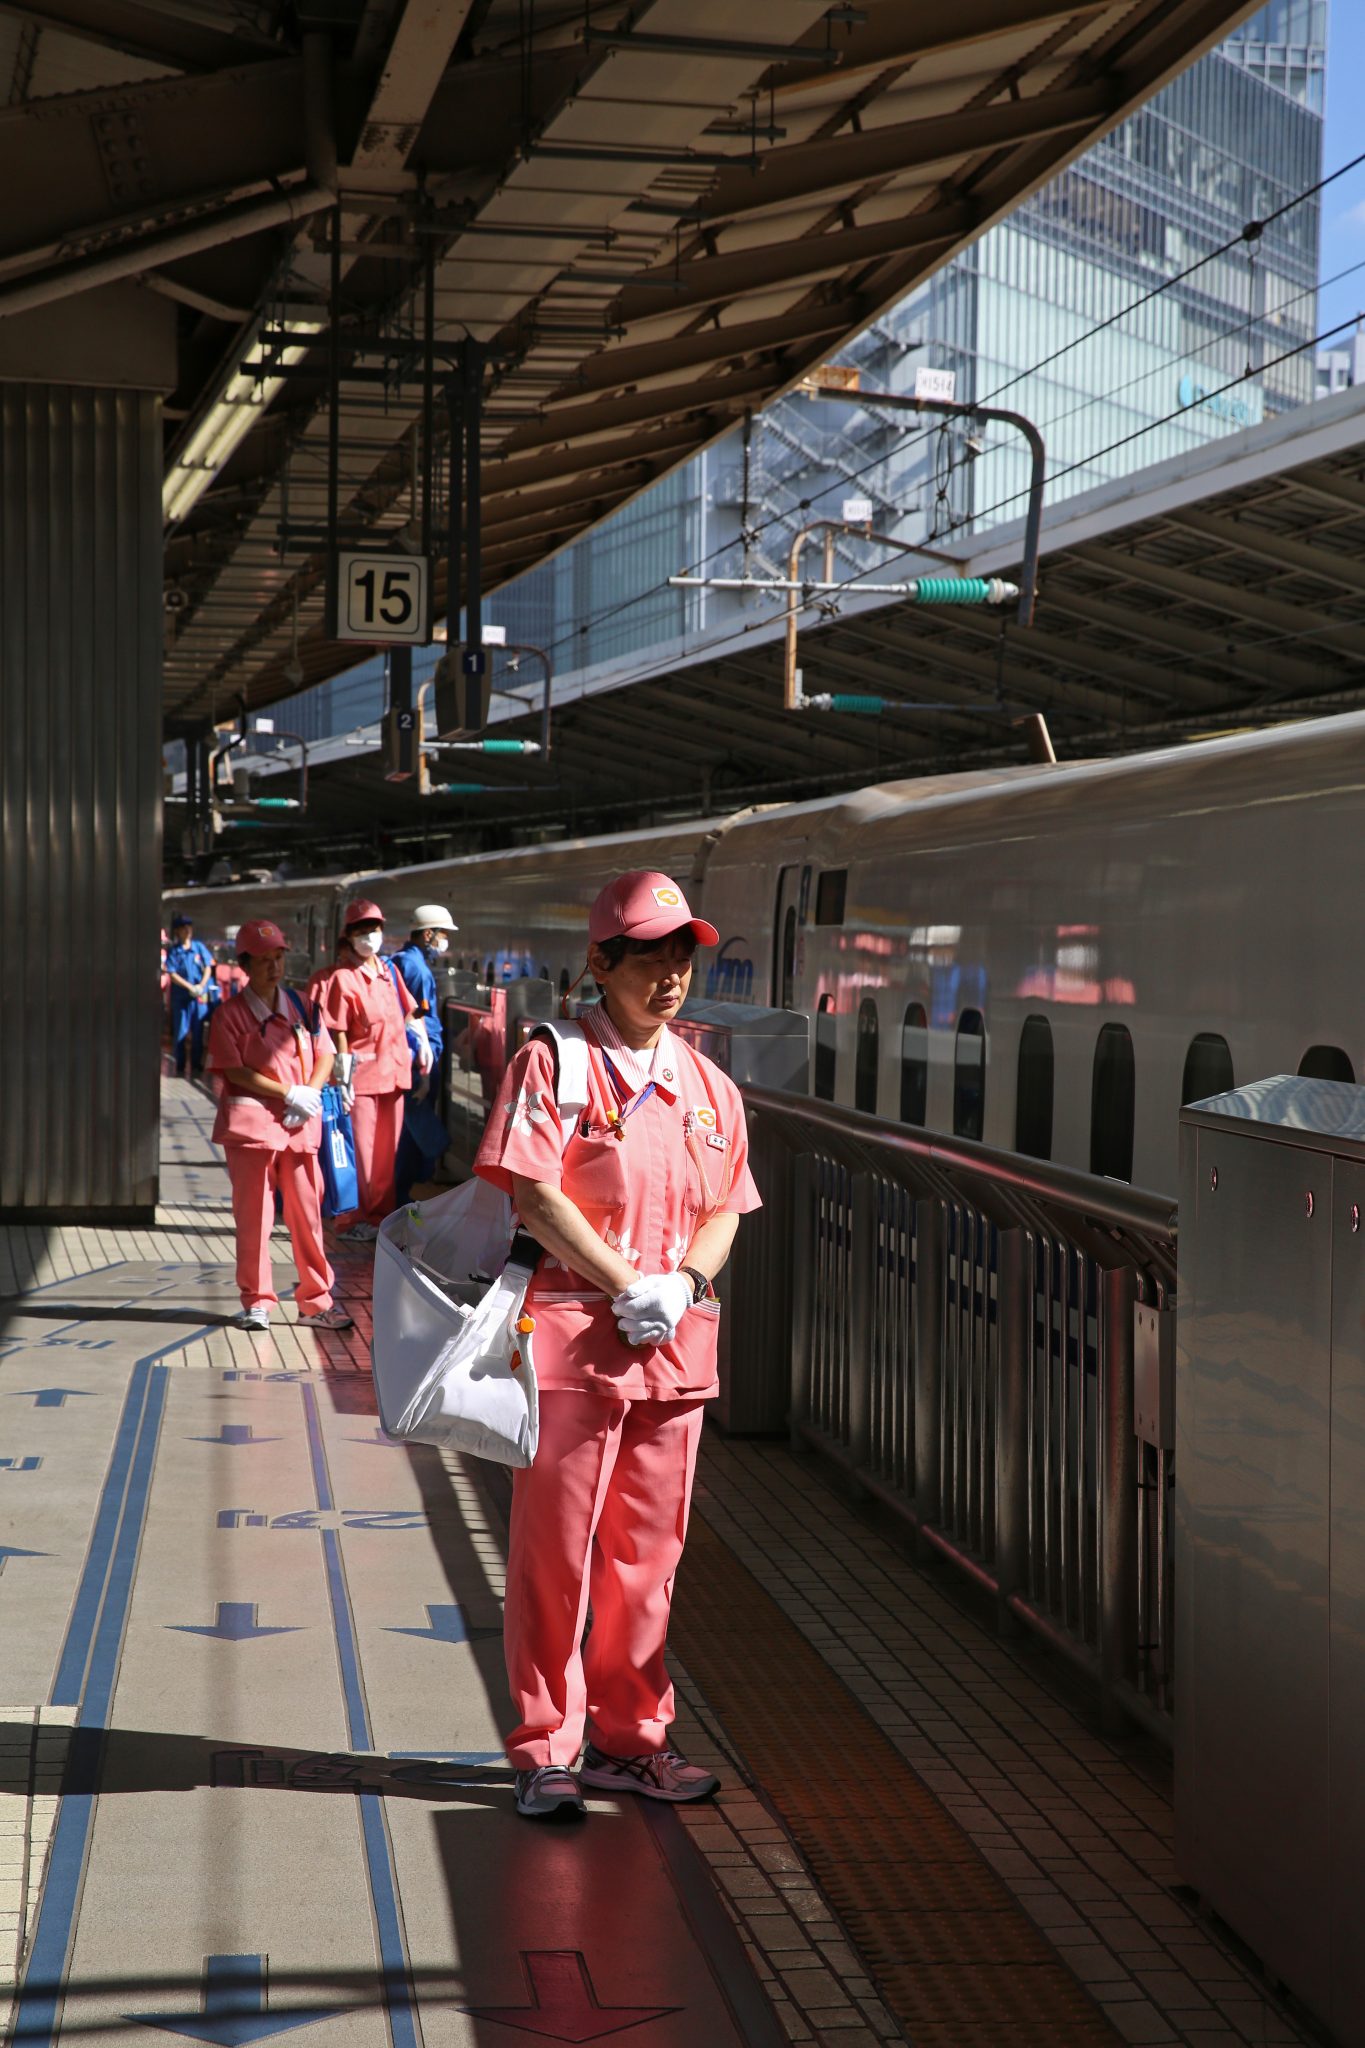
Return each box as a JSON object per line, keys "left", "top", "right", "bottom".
{"left": 722, "top": 1089, "right": 1178, "bottom": 1741}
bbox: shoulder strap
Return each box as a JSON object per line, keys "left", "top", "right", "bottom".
{"left": 529, "top": 1020, "right": 592, "bottom": 1124}
{"left": 283, "top": 986, "right": 308, "bottom": 1025}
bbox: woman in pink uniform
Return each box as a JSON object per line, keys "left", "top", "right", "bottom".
{"left": 476, "top": 870, "right": 760, "bottom": 1821}
{"left": 206, "top": 917, "right": 354, "bottom": 1334}
{"left": 321, "top": 899, "right": 431, "bottom": 1242}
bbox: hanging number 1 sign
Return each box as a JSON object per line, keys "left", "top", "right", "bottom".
{"left": 333, "top": 551, "right": 431, "bottom": 645}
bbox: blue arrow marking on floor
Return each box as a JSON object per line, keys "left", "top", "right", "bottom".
{"left": 126, "top": 1953, "right": 342, "bottom": 2045}
{"left": 385, "top": 1603, "right": 498, "bottom": 1645}
{"left": 190, "top": 1425, "right": 280, "bottom": 1447}
{"left": 169, "top": 1603, "right": 301, "bottom": 1642}
{"left": 0, "top": 1456, "right": 41, "bottom": 1471}
{"left": 0, "top": 1543, "right": 49, "bottom": 1572}
{"left": 6, "top": 1388, "right": 94, "bottom": 1408}
{"left": 348, "top": 1429, "right": 400, "bottom": 1446}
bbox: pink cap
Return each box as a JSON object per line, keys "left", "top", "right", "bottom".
{"left": 343, "top": 898, "right": 385, "bottom": 929}
{"left": 236, "top": 918, "right": 288, "bottom": 955}
{"left": 588, "top": 871, "right": 719, "bottom": 948}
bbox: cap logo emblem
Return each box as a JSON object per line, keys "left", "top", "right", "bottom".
{"left": 652, "top": 886, "right": 681, "bottom": 909}
{"left": 692, "top": 1105, "right": 718, "bottom": 1131}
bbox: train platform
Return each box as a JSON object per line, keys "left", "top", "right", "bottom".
{"left": 0, "top": 1082, "right": 1313, "bottom": 2048}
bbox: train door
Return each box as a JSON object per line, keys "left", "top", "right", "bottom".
{"left": 771, "top": 863, "right": 809, "bottom": 1009}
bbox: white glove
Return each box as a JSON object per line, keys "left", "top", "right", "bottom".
{"left": 410, "top": 1018, "right": 433, "bottom": 1076}
{"left": 333, "top": 1053, "right": 355, "bottom": 1113}
{"left": 612, "top": 1272, "right": 693, "bottom": 1347}
{"left": 283, "top": 1084, "right": 322, "bottom": 1122}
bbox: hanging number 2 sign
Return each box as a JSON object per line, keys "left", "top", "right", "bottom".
{"left": 333, "top": 551, "right": 430, "bottom": 645}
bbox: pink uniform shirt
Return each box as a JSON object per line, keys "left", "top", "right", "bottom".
{"left": 207, "top": 987, "right": 334, "bottom": 1153}
{"left": 475, "top": 1019, "right": 760, "bottom": 1399}
{"left": 321, "top": 960, "right": 415, "bottom": 1094}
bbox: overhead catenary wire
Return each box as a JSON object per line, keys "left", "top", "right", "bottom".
{"left": 495, "top": 143, "right": 1365, "bottom": 676}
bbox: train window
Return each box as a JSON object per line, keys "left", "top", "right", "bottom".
{"left": 780, "top": 906, "right": 798, "bottom": 1010}
{"left": 814, "top": 870, "right": 847, "bottom": 926}
{"left": 900, "top": 1003, "right": 928, "bottom": 1125}
{"left": 1181, "top": 1033, "right": 1234, "bottom": 1105}
{"left": 1299, "top": 1044, "right": 1354, "bottom": 1083}
{"left": 815, "top": 994, "right": 837, "bottom": 1101}
{"left": 953, "top": 1011, "right": 986, "bottom": 1141}
{"left": 855, "top": 999, "right": 879, "bottom": 1115}
{"left": 1091, "top": 1023, "right": 1135, "bottom": 1181}
{"left": 1015, "top": 1015, "right": 1054, "bottom": 1159}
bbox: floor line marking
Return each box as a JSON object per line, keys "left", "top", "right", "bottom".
{"left": 49, "top": 1361, "right": 152, "bottom": 1708}
{"left": 301, "top": 1382, "right": 421, "bottom": 2048}
{"left": 15, "top": 1362, "right": 170, "bottom": 2048}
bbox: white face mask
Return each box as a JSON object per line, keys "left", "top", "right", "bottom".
{"left": 432, "top": 935, "right": 449, "bottom": 955}
{"left": 350, "top": 931, "right": 381, "bottom": 958}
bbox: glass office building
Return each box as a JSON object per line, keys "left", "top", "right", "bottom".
{"left": 281, "top": 0, "right": 1326, "bottom": 739}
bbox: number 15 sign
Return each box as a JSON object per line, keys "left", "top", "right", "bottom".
{"left": 333, "top": 550, "right": 431, "bottom": 645}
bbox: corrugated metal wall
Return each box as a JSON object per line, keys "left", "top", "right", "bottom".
{"left": 0, "top": 385, "right": 162, "bottom": 1218}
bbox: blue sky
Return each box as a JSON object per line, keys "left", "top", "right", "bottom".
{"left": 1319, "top": 0, "right": 1365, "bottom": 341}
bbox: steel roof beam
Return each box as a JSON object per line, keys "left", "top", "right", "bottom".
{"left": 1275, "top": 462, "right": 1365, "bottom": 519}
{"left": 349, "top": 0, "right": 476, "bottom": 172}
{"left": 1038, "top": 585, "right": 1329, "bottom": 698}
{"left": 775, "top": 0, "right": 1114, "bottom": 89}
{"left": 843, "top": 615, "right": 1150, "bottom": 720}
{"left": 1079, "top": 540, "right": 1365, "bottom": 658}
{"left": 913, "top": 608, "right": 1235, "bottom": 712}
{"left": 695, "top": 84, "right": 1118, "bottom": 227}
{"left": 488, "top": 363, "right": 777, "bottom": 469}
{"left": 0, "top": 57, "right": 304, "bottom": 267}
{"left": 0, "top": 0, "right": 281, "bottom": 70}
{"left": 614, "top": 203, "right": 968, "bottom": 323}
{"left": 1170, "top": 508, "right": 1365, "bottom": 597}
{"left": 562, "top": 304, "right": 852, "bottom": 398}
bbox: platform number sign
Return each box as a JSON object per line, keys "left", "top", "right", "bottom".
{"left": 334, "top": 551, "right": 430, "bottom": 645}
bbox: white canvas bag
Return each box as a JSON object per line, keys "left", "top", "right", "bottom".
{"left": 370, "top": 1021, "right": 590, "bottom": 1466}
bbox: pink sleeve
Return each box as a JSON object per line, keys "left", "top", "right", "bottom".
{"left": 319, "top": 970, "right": 354, "bottom": 1033}
{"left": 720, "top": 1084, "right": 762, "bottom": 1214}
{"left": 206, "top": 1002, "right": 244, "bottom": 1073}
{"left": 392, "top": 970, "right": 416, "bottom": 1018}
{"left": 474, "top": 1039, "right": 566, "bottom": 1196}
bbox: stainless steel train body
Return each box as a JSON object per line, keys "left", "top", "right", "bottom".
{"left": 166, "top": 712, "right": 1365, "bottom": 1193}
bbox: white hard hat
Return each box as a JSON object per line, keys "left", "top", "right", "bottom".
{"left": 413, "top": 902, "right": 459, "bottom": 932}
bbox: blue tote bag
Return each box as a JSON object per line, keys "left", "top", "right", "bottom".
{"left": 318, "top": 1086, "right": 360, "bottom": 1217}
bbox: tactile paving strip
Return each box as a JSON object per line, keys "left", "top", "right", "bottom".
{"left": 671, "top": 1514, "right": 1122, "bottom": 2047}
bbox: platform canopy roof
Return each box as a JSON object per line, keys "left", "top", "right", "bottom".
{"left": 208, "top": 382, "right": 1365, "bottom": 865}
{"left": 0, "top": 0, "right": 1254, "bottom": 731}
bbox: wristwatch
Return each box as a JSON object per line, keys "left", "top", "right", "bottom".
{"left": 681, "top": 1266, "right": 717, "bottom": 1304}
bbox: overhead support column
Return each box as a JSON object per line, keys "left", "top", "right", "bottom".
{"left": 0, "top": 290, "right": 174, "bottom": 1219}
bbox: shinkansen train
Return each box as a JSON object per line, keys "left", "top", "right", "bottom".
{"left": 166, "top": 710, "right": 1365, "bottom": 1194}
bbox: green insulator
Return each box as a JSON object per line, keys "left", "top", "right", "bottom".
{"left": 912, "top": 576, "right": 993, "bottom": 605}
{"left": 478, "top": 739, "right": 527, "bottom": 753}
{"left": 251, "top": 797, "right": 298, "bottom": 809}
{"left": 829, "top": 694, "right": 886, "bottom": 714}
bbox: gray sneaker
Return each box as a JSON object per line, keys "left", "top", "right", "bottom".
{"left": 515, "top": 1766, "right": 585, "bottom": 1820}
{"left": 232, "top": 1306, "right": 270, "bottom": 1332}
{"left": 337, "top": 1221, "right": 379, "bottom": 1244}
{"left": 300, "top": 1305, "right": 354, "bottom": 1331}
{"left": 578, "top": 1745, "right": 719, "bottom": 1802}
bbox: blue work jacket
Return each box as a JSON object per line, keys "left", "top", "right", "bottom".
{"left": 392, "top": 942, "right": 445, "bottom": 1062}
{"left": 166, "top": 939, "right": 214, "bottom": 1006}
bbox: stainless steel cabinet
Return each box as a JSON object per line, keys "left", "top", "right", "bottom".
{"left": 1178, "top": 1077, "right": 1365, "bottom": 2041}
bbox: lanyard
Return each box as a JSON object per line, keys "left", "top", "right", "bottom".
{"left": 596, "top": 1051, "right": 656, "bottom": 1139}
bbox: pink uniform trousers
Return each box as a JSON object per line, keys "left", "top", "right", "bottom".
{"left": 226, "top": 1145, "right": 334, "bottom": 1314}
{"left": 503, "top": 1389, "right": 706, "bottom": 1769}
{"left": 348, "top": 1090, "right": 404, "bottom": 1225}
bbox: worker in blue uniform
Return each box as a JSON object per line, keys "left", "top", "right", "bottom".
{"left": 166, "top": 914, "right": 215, "bottom": 1078}
{"left": 393, "top": 903, "right": 457, "bottom": 1205}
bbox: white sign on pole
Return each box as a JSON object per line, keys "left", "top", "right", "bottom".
{"left": 335, "top": 551, "right": 430, "bottom": 644}
{"left": 842, "top": 498, "right": 874, "bottom": 525}
{"left": 914, "top": 366, "right": 957, "bottom": 404}
{"left": 481, "top": 624, "right": 507, "bottom": 646}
